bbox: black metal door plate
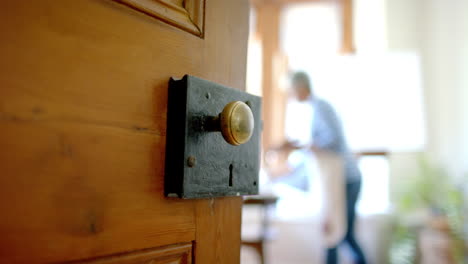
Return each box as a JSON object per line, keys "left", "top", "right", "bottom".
{"left": 165, "top": 75, "right": 261, "bottom": 199}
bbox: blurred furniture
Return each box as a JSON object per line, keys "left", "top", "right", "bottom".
{"left": 419, "top": 216, "right": 459, "bottom": 264}
{"left": 354, "top": 150, "right": 389, "bottom": 159}
{"left": 242, "top": 195, "right": 278, "bottom": 264}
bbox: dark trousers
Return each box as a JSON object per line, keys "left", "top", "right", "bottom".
{"left": 326, "top": 181, "right": 366, "bottom": 264}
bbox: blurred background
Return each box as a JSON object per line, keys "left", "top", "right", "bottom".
{"left": 240, "top": 0, "right": 468, "bottom": 263}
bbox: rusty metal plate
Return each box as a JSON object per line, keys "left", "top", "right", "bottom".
{"left": 165, "top": 75, "right": 261, "bottom": 199}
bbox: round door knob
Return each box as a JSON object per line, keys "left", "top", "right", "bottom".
{"left": 219, "top": 101, "right": 254, "bottom": 146}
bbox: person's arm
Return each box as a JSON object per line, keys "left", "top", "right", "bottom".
{"left": 272, "top": 140, "right": 302, "bottom": 152}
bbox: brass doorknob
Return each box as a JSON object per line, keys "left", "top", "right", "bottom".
{"left": 219, "top": 101, "right": 254, "bottom": 146}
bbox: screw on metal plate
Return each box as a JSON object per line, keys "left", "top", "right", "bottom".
{"left": 187, "top": 156, "right": 196, "bottom": 167}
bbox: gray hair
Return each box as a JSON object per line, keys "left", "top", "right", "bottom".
{"left": 291, "top": 71, "right": 312, "bottom": 92}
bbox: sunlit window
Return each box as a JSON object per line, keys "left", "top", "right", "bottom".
{"left": 276, "top": 2, "right": 426, "bottom": 216}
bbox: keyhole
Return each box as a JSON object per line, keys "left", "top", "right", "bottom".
{"left": 229, "top": 164, "right": 233, "bottom": 187}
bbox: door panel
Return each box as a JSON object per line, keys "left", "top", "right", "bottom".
{"left": 78, "top": 243, "right": 192, "bottom": 264}
{"left": 0, "top": 0, "right": 248, "bottom": 263}
{"left": 116, "top": 0, "right": 205, "bottom": 37}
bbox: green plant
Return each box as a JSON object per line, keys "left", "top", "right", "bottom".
{"left": 389, "top": 225, "right": 417, "bottom": 264}
{"left": 389, "top": 155, "right": 466, "bottom": 264}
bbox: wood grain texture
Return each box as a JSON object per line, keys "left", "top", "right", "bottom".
{"left": 194, "top": 197, "right": 243, "bottom": 264}
{"left": 72, "top": 243, "right": 192, "bottom": 264}
{"left": 0, "top": 0, "right": 248, "bottom": 262}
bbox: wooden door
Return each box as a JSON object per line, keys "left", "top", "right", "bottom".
{"left": 0, "top": 0, "right": 249, "bottom": 263}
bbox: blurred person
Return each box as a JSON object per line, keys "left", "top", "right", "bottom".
{"left": 277, "top": 72, "right": 366, "bottom": 264}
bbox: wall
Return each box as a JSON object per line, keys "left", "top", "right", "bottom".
{"left": 419, "top": 0, "right": 468, "bottom": 179}
{"left": 385, "top": 0, "right": 468, "bottom": 187}
{"left": 456, "top": 1, "right": 468, "bottom": 176}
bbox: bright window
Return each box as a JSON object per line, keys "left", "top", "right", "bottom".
{"left": 274, "top": 2, "right": 426, "bottom": 216}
